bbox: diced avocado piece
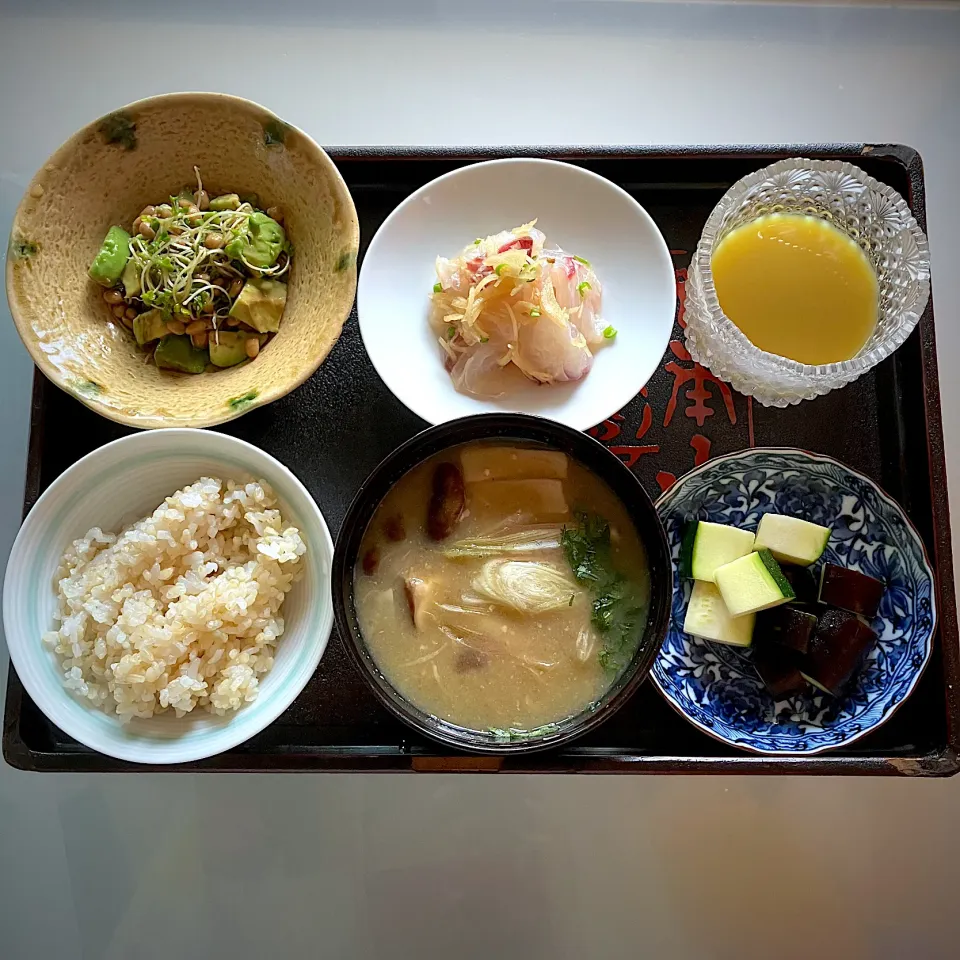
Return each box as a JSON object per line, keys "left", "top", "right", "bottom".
{"left": 682, "top": 580, "right": 755, "bottom": 647}
{"left": 209, "top": 193, "right": 240, "bottom": 211}
{"left": 754, "top": 514, "right": 830, "bottom": 566}
{"left": 89, "top": 226, "right": 132, "bottom": 286}
{"left": 228, "top": 278, "right": 287, "bottom": 333}
{"left": 225, "top": 212, "right": 285, "bottom": 268}
{"left": 154, "top": 335, "right": 208, "bottom": 374}
{"left": 209, "top": 331, "right": 249, "bottom": 368}
{"left": 714, "top": 549, "right": 795, "bottom": 617}
{"left": 679, "top": 520, "right": 756, "bottom": 582}
{"left": 121, "top": 257, "right": 141, "bottom": 298}
{"left": 133, "top": 309, "right": 167, "bottom": 346}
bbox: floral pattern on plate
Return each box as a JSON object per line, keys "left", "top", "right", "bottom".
{"left": 652, "top": 448, "right": 936, "bottom": 755}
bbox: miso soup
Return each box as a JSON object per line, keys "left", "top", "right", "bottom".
{"left": 353, "top": 442, "right": 651, "bottom": 732}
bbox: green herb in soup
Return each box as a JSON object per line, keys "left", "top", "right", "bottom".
{"left": 561, "top": 512, "right": 647, "bottom": 674}
{"left": 353, "top": 442, "right": 650, "bottom": 733}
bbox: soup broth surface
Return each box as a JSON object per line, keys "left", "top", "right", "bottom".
{"left": 354, "top": 442, "right": 650, "bottom": 732}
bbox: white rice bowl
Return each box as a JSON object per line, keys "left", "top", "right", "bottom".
{"left": 3, "top": 429, "right": 333, "bottom": 765}
{"left": 47, "top": 477, "right": 305, "bottom": 721}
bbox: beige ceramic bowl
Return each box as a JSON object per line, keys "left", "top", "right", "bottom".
{"left": 6, "top": 92, "right": 359, "bottom": 429}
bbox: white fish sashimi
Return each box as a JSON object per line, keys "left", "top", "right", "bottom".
{"left": 449, "top": 341, "right": 518, "bottom": 398}
{"left": 435, "top": 256, "right": 465, "bottom": 292}
{"left": 478, "top": 226, "right": 546, "bottom": 259}
{"left": 515, "top": 318, "right": 593, "bottom": 383}
{"left": 431, "top": 223, "right": 604, "bottom": 397}
{"left": 545, "top": 255, "right": 605, "bottom": 345}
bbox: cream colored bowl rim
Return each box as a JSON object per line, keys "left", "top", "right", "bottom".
{"left": 5, "top": 91, "right": 359, "bottom": 430}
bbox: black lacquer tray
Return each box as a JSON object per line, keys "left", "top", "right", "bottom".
{"left": 5, "top": 145, "right": 957, "bottom": 774}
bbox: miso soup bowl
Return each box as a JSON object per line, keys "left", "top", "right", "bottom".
{"left": 332, "top": 413, "right": 672, "bottom": 754}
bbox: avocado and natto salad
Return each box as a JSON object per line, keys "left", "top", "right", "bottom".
{"left": 88, "top": 167, "right": 291, "bottom": 373}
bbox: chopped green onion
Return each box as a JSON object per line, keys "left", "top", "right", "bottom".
{"left": 494, "top": 264, "right": 506, "bottom": 276}
{"left": 529, "top": 308, "right": 541, "bottom": 318}
{"left": 447, "top": 326, "right": 456, "bottom": 339}
{"left": 573, "top": 255, "right": 591, "bottom": 266}
{"left": 480, "top": 337, "right": 489, "bottom": 343}
{"left": 474, "top": 238, "right": 482, "bottom": 245}
{"left": 577, "top": 281, "right": 591, "bottom": 297}
{"left": 433, "top": 282, "right": 442, "bottom": 293}
{"left": 603, "top": 325, "right": 617, "bottom": 339}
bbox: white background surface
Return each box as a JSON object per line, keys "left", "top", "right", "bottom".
{"left": 1, "top": 2, "right": 959, "bottom": 958}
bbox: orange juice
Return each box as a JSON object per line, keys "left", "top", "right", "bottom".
{"left": 710, "top": 213, "right": 878, "bottom": 365}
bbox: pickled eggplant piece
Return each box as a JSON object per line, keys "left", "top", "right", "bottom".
{"left": 802, "top": 609, "right": 878, "bottom": 697}
{"left": 780, "top": 564, "right": 820, "bottom": 606}
{"left": 818, "top": 564, "right": 885, "bottom": 619}
{"left": 755, "top": 605, "right": 817, "bottom": 656}
{"left": 754, "top": 644, "right": 808, "bottom": 699}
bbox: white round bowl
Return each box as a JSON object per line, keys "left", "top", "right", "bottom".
{"left": 358, "top": 158, "right": 676, "bottom": 430}
{"left": 2, "top": 430, "right": 333, "bottom": 765}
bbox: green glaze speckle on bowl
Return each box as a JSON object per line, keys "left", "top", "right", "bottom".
{"left": 10, "top": 237, "right": 38, "bottom": 260}
{"left": 97, "top": 112, "right": 137, "bottom": 150}
{"left": 262, "top": 119, "right": 289, "bottom": 148}
{"left": 228, "top": 390, "right": 259, "bottom": 411}
{"left": 73, "top": 379, "right": 104, "bottom": 397}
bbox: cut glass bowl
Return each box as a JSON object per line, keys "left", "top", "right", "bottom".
{"left": 684, "top": 158, "right": 930, "bottom": 407}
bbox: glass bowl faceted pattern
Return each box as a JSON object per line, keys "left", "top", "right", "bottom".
{"left": 684, "top": 158, "right": 930, "bottom": 407}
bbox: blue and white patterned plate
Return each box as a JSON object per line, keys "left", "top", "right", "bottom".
{"left": 652, "top": 448, "right": 937, "bottom": 755}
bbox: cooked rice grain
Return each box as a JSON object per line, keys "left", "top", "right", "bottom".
{"left": 43, "top": 477, "right": 306, "bottom": 721}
